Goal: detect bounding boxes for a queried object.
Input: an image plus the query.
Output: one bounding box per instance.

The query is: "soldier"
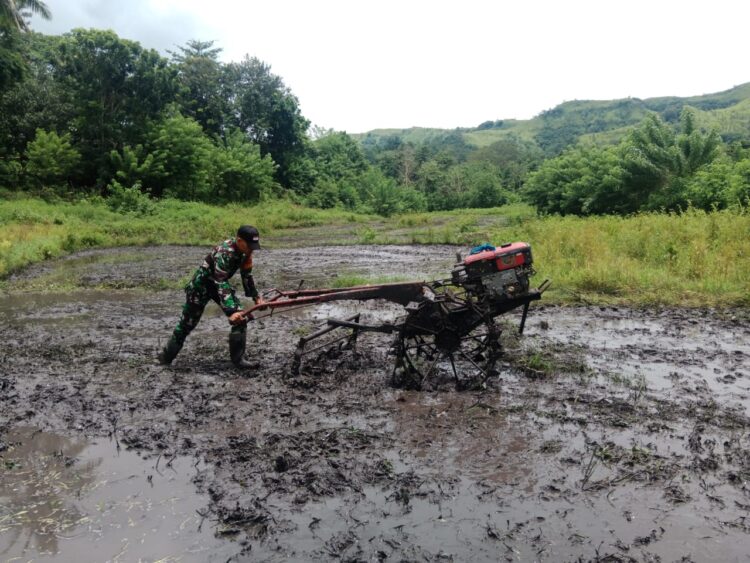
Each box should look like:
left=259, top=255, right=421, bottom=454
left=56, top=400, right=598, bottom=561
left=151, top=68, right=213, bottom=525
left=158, top=225, right=264, bottom=368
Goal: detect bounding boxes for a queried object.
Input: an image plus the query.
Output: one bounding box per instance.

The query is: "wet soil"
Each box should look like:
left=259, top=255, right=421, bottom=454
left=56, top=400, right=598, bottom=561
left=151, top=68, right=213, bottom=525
left=1, top=245, right=750, bottom=561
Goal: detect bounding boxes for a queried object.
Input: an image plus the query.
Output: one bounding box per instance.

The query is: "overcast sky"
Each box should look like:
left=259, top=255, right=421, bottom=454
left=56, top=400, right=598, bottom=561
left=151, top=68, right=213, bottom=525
left=33, top=0, right=750, bottom=134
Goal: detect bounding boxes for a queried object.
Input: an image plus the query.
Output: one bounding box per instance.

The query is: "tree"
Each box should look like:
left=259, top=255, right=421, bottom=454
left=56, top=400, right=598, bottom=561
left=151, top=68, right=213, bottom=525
left=685, top=156, right=750, bottom=209
left=463, top=162, right=508, bottom=208
left=223, top=56, right=309, bottom=187
left=171, top=40, right=227, bottom=138
left=365, top=169, right=400, bottom=216
left=303, top=132, right=377, bottom=210
left=622, top=109, right=719, bottom=210
left=397, top=143, right=417, bottom=186
left=524, top=146, right=624, bottom=215
left=0, top=33, right=70, bottom=157
left=170, top=39, right=222, bottom=62
left=109, top=144, right=155, bottom=188
left=415, top=159, right=446, bottom=198
left=312, top=132, right=368, bottom=183
left=469, top=137, right=543, bottom=190
left=305, top=179, right=341, bottom=209
left=212, top=129, right=277, bottom=202
left=427, top=165, right=471, bottom=211
left=24, top=128, right=80, bottom=190
left=0, top=0, right=51, bottom=91
left=0, top=27, right=24, bottom=92
left=146, top=113, right=214, bottom=200
left=54, top=29, right=178, bottom=187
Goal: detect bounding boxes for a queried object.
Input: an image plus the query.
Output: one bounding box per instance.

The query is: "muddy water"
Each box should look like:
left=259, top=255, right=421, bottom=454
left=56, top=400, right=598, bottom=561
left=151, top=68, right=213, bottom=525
left=2, top=245, right=750, bottom=561
left=525, top=306, right=750, bottom=398
left=0, top=427, right=238, bottom=562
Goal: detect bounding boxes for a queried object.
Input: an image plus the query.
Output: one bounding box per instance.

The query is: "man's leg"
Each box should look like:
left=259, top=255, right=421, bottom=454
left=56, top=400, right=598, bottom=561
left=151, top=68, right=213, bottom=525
left=228, top=324, right=253, bottom=369
left=207, top=281, right=253, bottom=368
left=159, top=283, right=209, bottom=365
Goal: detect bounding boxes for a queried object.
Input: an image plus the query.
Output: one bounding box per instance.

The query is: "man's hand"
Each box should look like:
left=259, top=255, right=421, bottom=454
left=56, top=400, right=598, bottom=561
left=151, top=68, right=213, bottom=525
left=229, top=311, right=246, bottom=326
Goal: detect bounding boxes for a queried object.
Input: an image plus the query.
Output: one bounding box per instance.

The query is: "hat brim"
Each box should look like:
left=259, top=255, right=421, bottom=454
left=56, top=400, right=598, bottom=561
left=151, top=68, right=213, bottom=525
left=248, top=241, right=261, bottom=250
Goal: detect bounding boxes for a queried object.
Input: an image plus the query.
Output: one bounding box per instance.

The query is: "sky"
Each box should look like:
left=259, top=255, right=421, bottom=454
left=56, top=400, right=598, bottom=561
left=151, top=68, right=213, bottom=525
left=32, top=0, right=750, bottom=134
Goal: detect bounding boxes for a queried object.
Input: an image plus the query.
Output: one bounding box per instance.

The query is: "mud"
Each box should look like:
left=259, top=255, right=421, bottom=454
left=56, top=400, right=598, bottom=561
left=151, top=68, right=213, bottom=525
left=1, top=245, right=750, bottom=561
left=0, top=426, right=236, bottom=561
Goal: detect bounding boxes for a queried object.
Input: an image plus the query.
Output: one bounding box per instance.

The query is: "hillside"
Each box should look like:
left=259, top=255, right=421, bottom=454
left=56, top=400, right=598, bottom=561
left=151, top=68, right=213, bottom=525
left=356, top=82, right=750, bottom=155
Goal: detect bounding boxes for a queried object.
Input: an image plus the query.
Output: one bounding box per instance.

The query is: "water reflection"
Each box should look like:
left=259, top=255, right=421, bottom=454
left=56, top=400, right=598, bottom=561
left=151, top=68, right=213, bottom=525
left=0, top=427, right=95, bottom=557
left=0, top=427, right=238, bottom=562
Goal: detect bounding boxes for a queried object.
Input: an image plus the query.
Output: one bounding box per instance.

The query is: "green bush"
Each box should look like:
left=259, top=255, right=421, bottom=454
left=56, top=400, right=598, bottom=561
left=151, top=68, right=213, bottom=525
left=212, top=130, right=278, bottom=203
left=0, top=157, right=22, bottom=189
left=147, top=114, right=213, bottom=200
left=305, top=179, right=341, bottom=209
left=106, top=181, right=156, bottom=215
left=366, top=171, right=400, bottom=217
left=24, top=129, right=81, bottom=191
left=685, top=156, right=750, bottom=209
left=109, top=145, right=155, bottom=188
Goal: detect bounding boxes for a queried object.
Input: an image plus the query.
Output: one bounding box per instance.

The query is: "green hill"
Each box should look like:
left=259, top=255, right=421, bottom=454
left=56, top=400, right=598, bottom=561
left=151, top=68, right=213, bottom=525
left=355, top=82, right=750, bottom=155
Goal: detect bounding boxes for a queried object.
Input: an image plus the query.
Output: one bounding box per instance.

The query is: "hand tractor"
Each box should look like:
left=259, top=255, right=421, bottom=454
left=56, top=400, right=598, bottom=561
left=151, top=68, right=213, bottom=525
left=239, top=242, right=550, bottom=389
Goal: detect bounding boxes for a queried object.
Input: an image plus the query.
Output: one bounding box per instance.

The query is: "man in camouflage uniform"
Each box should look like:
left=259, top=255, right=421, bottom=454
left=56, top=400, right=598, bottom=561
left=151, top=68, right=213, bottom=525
left=158, top=225, right=264, bottom=368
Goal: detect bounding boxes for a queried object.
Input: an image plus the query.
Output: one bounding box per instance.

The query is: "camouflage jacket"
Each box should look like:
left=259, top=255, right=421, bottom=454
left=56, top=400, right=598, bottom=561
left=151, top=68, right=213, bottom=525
left=191, top=238, right=259, bottom=310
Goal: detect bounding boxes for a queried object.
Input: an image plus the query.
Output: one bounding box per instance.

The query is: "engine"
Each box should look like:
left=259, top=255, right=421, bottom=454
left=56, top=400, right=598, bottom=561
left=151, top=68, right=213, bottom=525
left=452, top=242, right=535, bottom=299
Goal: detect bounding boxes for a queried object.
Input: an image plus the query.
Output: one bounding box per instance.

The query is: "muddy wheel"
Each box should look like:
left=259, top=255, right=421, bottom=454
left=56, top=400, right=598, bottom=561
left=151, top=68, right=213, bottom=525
left=392, top=318, right=502, bottom=390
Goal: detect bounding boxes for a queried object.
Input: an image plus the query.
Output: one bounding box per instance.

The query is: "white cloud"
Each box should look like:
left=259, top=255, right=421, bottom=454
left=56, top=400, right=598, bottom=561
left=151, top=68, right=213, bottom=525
left=31, top=0, right=750, bottom=132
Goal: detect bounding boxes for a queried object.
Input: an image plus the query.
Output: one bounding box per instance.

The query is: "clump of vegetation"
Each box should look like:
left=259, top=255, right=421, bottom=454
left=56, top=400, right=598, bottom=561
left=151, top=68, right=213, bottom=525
left=501, top=335, right=591, bottom=379
left=106, top=181, right=155, bottom=215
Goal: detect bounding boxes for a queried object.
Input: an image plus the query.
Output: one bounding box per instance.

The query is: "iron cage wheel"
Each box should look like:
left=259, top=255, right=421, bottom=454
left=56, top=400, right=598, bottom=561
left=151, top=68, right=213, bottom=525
left=391, top=316, right=502, bottom=390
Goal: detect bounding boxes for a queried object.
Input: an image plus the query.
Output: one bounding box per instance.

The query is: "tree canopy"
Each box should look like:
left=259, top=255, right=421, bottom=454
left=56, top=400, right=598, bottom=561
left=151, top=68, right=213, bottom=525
left=0, top=23, right=748, bottom=217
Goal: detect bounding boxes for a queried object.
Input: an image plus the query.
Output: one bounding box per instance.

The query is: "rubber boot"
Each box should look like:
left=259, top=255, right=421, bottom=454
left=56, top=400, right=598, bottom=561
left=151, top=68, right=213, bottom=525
left=158, top=335, right=183, bottom=365
left=229, top=331, right=253, bottom=369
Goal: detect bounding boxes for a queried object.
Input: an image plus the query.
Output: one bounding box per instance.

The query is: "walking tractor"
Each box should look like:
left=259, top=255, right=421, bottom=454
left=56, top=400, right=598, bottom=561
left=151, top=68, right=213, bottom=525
left=239, top=242, right=550, bottom=389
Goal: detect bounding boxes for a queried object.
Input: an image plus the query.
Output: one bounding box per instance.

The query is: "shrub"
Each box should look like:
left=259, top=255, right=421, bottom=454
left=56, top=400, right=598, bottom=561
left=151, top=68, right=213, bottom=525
left=305, top=179, right=341, bottom=209
left=212, top=130, right=277, bottom=203
left=106, top=181, right=156, bottom=215
left=147, top=114, right=213, bottom=200
left=109, top=145, right=155, bottom=188
left=0, top=158, right=22, bottom=190
left=24, top=129, right=81, bottom=191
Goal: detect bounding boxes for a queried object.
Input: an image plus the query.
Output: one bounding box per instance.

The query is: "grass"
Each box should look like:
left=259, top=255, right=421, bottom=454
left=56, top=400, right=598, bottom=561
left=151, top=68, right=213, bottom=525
left=518, top=209, right=750, bottom=307
left=2, top=196, right=748, bottom=308
left=331, top=274, right=414, bottom=288
left=373, top=205, right=750, bottom=308
left=0, top=196, right=371, bottom=278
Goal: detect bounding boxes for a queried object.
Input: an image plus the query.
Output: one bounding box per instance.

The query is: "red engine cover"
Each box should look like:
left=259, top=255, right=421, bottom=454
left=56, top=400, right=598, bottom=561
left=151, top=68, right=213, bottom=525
left=464, top=242, right=531, bottom=272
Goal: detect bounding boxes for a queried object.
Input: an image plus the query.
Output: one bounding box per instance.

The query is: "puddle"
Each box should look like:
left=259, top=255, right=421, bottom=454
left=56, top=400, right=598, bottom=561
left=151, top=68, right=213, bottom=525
left=525, top=307, right=750, bottom=401
left=0, top=427, right=239, bottom=562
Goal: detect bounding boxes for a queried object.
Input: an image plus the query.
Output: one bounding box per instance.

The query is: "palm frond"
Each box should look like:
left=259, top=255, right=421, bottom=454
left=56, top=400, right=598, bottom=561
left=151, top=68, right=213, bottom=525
left=1, top=0, right=50, bottom=31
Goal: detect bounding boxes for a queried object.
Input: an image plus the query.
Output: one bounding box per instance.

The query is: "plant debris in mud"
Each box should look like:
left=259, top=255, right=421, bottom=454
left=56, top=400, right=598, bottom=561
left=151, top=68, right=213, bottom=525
left=2, top=249, right=750, bottom=561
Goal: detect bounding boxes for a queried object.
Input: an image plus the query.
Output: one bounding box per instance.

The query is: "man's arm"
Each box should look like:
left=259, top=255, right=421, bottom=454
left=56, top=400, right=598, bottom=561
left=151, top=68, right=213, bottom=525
left=228, top=257, right=261, bottom=325
left=240, top=255, right=261, bottom=302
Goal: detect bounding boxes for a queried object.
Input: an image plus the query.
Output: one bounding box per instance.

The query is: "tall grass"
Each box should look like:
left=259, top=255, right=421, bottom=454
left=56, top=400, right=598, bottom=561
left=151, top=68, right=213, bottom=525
left=348, top=204, right=750, bottom=307
left=2, top=197, right=748, bottom=307
left=483, top=209, right=750, bottom=307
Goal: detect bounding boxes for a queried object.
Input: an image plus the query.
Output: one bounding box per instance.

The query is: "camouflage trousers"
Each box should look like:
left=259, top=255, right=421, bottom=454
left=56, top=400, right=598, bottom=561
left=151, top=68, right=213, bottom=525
left=171, top=269, right=245, bottom=346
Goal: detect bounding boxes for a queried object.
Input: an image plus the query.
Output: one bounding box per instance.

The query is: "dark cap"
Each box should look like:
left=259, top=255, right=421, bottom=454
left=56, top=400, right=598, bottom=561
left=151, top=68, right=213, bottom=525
left=237, top=225, right=261, bottom=250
